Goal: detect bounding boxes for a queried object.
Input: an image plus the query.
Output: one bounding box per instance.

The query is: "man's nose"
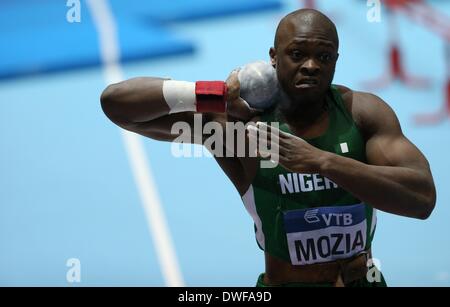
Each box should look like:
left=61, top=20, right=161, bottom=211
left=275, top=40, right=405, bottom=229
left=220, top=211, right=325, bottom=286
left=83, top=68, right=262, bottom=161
left=300, top=58, right=320, bottom=76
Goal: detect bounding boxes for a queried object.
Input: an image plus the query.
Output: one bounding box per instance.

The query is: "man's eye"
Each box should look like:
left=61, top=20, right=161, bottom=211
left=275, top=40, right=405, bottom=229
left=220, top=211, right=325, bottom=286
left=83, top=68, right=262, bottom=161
left=291, top=50, right=303, bottom=59
left=319, top=53, right=332, bottom=62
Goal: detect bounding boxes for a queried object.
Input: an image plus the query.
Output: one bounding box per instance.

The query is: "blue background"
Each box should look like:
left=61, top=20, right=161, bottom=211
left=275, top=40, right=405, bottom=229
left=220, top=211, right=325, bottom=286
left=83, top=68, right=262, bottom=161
left=0, top=0, right=449, bottom=286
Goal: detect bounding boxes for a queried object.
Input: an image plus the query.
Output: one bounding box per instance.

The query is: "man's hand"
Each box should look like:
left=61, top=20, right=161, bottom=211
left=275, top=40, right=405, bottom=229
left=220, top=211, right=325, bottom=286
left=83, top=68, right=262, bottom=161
left=247, top=122, right=327, bottom=173
left=226, top=70, right=262, bottom=121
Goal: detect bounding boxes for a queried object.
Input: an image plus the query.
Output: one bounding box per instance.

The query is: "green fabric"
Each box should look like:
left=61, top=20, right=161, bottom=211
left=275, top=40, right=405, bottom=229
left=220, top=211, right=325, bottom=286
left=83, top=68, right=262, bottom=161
left=255, top=267, right=387, bottom=287
left=248, top=85, right=376, bottom=262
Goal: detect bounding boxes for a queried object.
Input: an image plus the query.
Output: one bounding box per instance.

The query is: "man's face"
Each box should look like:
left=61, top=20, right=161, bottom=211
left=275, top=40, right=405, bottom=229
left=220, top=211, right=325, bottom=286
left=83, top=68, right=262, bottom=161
left=270, top=18, right=338, bottom=105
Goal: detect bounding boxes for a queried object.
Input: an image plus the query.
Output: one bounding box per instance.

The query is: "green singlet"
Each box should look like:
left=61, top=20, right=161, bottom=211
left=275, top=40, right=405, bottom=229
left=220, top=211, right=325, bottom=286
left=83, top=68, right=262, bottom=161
left=241, top=85, right=386, bottom=287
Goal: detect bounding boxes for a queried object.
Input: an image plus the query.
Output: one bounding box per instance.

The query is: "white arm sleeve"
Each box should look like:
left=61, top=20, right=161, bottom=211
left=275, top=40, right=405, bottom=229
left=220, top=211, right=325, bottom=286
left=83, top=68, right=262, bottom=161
left=162, top=80, right=197, bottom=114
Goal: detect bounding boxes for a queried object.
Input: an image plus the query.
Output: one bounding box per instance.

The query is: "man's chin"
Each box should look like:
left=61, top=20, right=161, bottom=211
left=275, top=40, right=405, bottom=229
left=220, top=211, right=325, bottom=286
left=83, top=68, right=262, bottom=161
left=278, top=86, right=324, bottom=109
left=290, top=90, right=320, bottom=104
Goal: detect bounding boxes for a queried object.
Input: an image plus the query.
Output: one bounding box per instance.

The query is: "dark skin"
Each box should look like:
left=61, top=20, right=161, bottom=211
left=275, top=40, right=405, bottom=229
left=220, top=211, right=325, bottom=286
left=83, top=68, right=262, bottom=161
left=101, top=9, right=436, bottom=285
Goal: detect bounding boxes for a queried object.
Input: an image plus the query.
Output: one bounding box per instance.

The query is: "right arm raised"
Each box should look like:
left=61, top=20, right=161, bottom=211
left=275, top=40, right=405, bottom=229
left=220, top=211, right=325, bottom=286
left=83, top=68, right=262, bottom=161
left=101, top=77, right=171, bottom=124
left=100, top=74, right=262, bottom=195
left=100, top=74, right=260, bottom=142
left=100, top=77, right=205, bottom=142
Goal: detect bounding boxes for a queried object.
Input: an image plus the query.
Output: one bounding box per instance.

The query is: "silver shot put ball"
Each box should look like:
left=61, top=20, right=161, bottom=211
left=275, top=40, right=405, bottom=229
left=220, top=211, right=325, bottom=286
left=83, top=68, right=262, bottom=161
left=238, top=61, right=279, bottom=109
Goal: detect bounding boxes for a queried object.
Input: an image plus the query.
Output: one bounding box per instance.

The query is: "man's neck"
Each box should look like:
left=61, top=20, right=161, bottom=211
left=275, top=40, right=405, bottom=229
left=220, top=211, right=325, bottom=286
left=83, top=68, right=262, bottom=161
left=278, top=94, right=328, bottom=130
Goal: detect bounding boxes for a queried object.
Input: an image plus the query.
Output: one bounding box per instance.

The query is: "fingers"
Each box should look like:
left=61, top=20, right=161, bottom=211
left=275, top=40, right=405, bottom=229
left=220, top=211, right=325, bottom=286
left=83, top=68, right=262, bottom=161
left=252, top=122, right=279, bottom=144
left=246, top=120, right=305, bottom=158
left=227, top=97, right=263, bottom=121
left=246, top=123, right=281, bottom=159
left=226, top=70, right=241, bottom=102
left=246, top=121, right=314, bottom=172
left=246, top=124, right=259, bottom=156
left=247, top=122, right=284, bottom=152
left=241, top=98, right=264, bottom=118
left=254, top=121, right=290, bottom=140
left=226, top=68, right=241, bottom=86
left=231, top=67, right=241, bottom=74
left=226, top=69, right=239, bottom=80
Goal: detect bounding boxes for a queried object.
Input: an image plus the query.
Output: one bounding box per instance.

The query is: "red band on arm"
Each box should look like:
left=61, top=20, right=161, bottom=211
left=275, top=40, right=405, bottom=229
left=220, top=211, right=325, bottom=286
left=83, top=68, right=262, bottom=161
left=195, top=81, right=227, bottom=113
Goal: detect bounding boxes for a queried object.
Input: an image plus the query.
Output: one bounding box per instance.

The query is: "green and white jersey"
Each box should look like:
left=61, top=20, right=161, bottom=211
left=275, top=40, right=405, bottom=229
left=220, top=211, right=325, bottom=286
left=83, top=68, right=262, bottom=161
left=241, top=85, right=377, bottom=265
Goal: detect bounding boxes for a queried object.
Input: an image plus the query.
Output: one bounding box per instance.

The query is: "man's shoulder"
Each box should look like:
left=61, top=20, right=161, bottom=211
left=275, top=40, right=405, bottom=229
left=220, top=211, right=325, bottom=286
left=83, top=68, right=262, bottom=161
left=334, top=84, right=380, bottom=107
left=333, top=85, right=396, bottom=136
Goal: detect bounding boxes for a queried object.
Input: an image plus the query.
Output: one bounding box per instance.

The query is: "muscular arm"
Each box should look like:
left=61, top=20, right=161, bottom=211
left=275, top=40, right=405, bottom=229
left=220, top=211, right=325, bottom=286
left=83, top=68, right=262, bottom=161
left=320, top=92, right=436, bottom=219
left=100, top=75, right=260, bottom=195
left=255, top=90, right=436, bottom=219
left=100, top=77, right=202, bottom=142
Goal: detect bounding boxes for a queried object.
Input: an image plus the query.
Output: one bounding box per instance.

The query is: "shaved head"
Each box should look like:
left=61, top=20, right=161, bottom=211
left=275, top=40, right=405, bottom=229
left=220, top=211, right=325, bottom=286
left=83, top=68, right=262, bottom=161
left=269, top=8, right=340, bottom=114
left=274, top=9, right=339, bottom=50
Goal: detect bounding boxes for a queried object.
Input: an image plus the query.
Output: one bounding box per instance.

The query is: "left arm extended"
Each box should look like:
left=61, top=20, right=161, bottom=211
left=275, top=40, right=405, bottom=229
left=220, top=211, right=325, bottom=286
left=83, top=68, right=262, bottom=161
left=250, top=93, right=436, bottom=219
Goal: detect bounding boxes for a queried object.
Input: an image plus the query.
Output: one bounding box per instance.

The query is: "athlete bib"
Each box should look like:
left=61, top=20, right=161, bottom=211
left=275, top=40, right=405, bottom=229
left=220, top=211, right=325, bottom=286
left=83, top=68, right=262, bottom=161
left=283, top=204, right=367, bottom=265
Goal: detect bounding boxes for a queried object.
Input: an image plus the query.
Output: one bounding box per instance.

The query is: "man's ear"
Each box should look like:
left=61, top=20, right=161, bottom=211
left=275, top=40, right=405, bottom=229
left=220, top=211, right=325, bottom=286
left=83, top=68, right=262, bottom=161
left=269, top=47, right=276, bottom=68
